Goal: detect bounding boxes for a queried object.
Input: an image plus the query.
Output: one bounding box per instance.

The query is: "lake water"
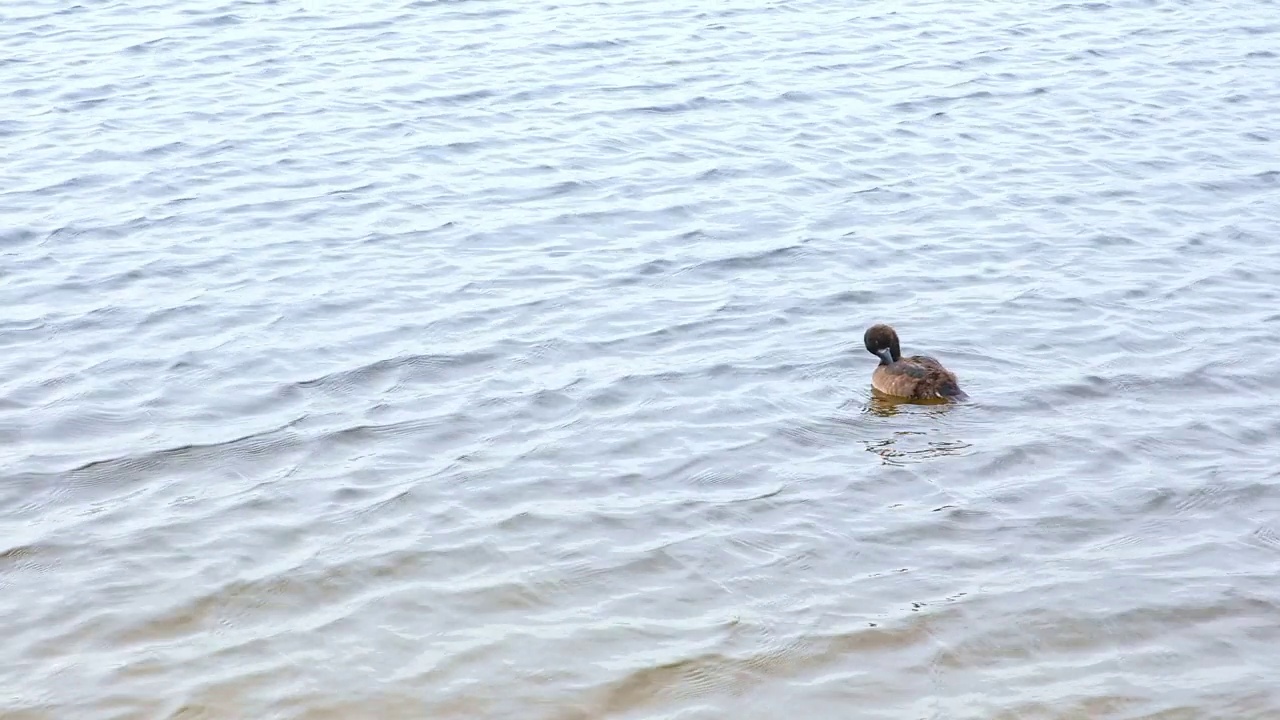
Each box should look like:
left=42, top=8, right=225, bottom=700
left=4, top=0, right=1280, bottom=717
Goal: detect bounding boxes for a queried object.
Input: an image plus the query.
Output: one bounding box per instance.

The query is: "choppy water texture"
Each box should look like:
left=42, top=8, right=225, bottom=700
left=4, top=0, right=1280, bottom=717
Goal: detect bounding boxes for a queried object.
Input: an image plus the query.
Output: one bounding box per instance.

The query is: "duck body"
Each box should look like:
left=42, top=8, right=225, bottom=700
left=863, top=323, right=967, bottom=401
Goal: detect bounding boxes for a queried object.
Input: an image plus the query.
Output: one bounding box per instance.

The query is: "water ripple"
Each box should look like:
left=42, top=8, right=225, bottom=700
left=4, top=0, right=1280, bottom=717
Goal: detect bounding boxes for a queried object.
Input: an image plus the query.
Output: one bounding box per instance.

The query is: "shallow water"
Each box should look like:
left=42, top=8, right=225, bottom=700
left=4, top=0, right=1280, bottom=717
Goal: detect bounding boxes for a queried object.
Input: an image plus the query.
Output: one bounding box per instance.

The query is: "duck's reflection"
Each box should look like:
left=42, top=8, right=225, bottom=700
left=858, top=389, right=972, bottom=465
left=865, top=388, right=953, bottom=417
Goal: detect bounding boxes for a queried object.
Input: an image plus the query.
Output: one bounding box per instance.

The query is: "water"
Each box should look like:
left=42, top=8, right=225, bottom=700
left=4, top=0, right=1280, bottom=717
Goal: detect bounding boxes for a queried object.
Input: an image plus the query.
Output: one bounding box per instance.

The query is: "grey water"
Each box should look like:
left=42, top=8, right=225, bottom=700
left=3, top=0, right=1280, bottom=717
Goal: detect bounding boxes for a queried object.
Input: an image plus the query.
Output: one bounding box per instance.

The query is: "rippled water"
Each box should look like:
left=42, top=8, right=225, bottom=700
left=4, top=0, right=1280, bottom=717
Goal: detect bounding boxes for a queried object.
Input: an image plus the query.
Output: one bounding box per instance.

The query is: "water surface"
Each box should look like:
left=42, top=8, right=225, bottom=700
left=3, top=0, right=1280, bottom=717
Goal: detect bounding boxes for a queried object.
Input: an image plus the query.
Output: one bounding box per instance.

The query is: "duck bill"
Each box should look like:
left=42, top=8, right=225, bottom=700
left=875, top=348, right=894, bottom=365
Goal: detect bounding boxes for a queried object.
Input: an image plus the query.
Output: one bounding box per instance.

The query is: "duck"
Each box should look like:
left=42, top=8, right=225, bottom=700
left=863, top=323, right=967, bottom=401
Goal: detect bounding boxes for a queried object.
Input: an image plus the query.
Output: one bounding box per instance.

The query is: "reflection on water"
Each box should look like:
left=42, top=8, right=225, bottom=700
left=868, top=407, right=971, bottom=464
left=4, top=0, right=1280, bottom=716
left=865, top=392, right=957, bottom=414
left=864, top=433, right=974, bottom=467
left=861, top=392, right=973, bottom=465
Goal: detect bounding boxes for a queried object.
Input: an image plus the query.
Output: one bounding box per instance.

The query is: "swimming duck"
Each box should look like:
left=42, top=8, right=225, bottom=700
left=863, top=323, right=967, bottom=401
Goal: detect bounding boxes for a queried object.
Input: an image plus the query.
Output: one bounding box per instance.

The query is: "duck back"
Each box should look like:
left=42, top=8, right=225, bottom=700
left=872, top=355, right=967, bottom=400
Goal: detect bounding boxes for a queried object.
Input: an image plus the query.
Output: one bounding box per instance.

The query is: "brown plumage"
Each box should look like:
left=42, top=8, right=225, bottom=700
left=863, top=323, right=967, bottom=401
